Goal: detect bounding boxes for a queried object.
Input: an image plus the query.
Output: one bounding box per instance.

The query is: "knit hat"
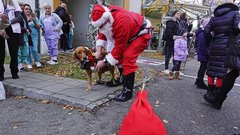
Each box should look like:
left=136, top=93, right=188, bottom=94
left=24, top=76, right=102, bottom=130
left=200, top=18, right=210, bottom=28
left=91, top=4, right=114, bottom=27
left=177, top=28, right=188, bottom=36
left=171, top=10, right=179, bottom=17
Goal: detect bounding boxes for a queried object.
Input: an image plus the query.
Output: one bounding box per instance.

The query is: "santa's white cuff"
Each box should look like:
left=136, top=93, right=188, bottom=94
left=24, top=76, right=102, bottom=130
left=238, top=23, right=240, bottom=30
left=96, top=39, right=107, bottom=47
left=106, top=53, right=118, bottom=66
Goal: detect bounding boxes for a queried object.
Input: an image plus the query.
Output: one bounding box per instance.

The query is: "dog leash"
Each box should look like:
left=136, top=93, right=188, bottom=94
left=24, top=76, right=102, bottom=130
left=141, top=27, right=154, bottom=92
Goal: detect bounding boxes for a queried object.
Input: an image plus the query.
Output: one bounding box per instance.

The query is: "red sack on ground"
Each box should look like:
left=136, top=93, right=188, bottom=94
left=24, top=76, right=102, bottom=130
left=119, top=90, right=168, bottom=135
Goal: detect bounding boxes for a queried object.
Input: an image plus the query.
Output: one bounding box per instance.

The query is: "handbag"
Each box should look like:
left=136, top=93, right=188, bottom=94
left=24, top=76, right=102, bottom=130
left=224, top=34, right=240, bottom=70
left=0, top=29, right=9, bottom=39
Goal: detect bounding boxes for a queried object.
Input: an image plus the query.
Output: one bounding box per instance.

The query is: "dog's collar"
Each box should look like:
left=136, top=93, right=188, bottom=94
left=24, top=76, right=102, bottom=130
left=78, top=52, right=97, bottom=70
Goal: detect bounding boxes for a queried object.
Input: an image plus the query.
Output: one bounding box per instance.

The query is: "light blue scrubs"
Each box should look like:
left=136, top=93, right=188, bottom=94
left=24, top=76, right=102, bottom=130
left=26, top=17, right=41, bottom=65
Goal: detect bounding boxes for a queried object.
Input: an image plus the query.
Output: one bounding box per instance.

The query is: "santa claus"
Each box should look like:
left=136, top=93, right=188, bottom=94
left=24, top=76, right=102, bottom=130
left=92, top=4, right=151, bottom=102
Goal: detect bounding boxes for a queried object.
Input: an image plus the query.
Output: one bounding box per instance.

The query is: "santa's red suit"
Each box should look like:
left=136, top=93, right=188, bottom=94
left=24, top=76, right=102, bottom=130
left=92, top=4, right=151, bottom=76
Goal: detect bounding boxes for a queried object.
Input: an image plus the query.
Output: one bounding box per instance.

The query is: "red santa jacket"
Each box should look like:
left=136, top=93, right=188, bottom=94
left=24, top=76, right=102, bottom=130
left=96, top=6, right=144, bottom=65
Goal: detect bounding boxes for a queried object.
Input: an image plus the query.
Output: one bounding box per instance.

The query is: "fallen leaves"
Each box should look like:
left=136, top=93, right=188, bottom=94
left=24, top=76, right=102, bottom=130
left=41, top=100, right=50, bottom=104
left=12, top=125, right=18, bottom=129
left=162, top=119, right=169, bottom=124
left=62, top=105, right=74, bottom=110
left=234, top=126, right=239, bottom=130
left=15, top=96, right=27, bottom=100
left=140, top=52, right=164, bottom=60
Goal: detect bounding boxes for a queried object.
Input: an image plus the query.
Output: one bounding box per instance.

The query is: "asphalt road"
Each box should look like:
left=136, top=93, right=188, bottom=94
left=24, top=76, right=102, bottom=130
left=0, top=58, right=239, bottom=135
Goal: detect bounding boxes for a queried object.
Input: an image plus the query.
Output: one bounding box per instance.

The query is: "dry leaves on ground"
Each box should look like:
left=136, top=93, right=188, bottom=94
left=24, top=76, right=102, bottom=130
left=30, top=53, right=159, bottom=84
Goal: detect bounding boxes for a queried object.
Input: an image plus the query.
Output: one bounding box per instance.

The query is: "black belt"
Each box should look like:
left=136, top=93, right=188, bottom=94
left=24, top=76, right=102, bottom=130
left=128, top=19, right=148, bottom=43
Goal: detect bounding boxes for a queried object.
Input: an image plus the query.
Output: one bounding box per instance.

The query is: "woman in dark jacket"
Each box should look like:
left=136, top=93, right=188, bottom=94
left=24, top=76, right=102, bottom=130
left=195, top=18, right=210, bottom=89
left=203, top=2, right=240, bottom=109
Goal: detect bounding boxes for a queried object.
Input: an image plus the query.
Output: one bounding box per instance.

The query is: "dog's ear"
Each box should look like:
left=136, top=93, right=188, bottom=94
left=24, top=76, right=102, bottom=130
left=84, top=47, right=92, bottom=55
left=72, top=49, right=78, bottom=61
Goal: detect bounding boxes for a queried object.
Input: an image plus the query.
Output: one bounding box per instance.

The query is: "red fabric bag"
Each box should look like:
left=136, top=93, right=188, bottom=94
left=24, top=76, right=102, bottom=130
left=119, top=90, right=168, bottom=135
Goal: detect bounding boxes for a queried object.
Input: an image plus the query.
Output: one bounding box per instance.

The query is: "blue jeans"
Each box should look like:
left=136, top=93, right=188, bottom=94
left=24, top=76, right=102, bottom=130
left=26, top=37, right=40, bottom=64
left=171, top=60, right=182, bottom=72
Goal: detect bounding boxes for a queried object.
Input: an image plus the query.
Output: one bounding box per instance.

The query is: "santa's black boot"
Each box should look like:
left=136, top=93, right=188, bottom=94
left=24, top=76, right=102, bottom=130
left=114, top=73, right=135, bottom=102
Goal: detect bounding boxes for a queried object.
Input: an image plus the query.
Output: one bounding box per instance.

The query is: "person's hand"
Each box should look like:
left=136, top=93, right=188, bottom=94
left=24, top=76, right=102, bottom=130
left=27, top=29, right=30, bottom=35
left=0, top=14, right=9, bottom=23
left=95, top=60, right=106, bottom=72
left=42, top=30, right=45, bottom=36
left=183, top=33, right=188, bottom=37
left=94, top=50, right=102, bottom=60
left=53, top=27, right=59, bottom=32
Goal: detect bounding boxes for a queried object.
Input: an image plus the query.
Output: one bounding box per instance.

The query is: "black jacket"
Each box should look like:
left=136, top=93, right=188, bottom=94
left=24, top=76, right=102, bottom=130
left=204, top=3, right=240, bottom=78
left=55, top=6, right=70, bottom=34
left=19, top=12, right=32, bottom=46
left=164, top=17, right=180, bottom=47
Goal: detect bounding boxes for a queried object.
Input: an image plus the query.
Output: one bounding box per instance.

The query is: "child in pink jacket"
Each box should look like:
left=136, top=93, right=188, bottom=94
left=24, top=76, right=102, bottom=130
left=169, top=28, right=188, bottom=80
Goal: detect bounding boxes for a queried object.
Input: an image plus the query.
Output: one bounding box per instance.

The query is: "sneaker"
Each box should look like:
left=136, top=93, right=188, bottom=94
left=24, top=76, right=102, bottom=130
left=18, top=63, right=23, bottom=71
left=49, top=60, right=58, bottom=65
left=163, top=69, right=170, bottom=74
left=47, top=60, right=52, bottom=64
left=27, top=65, right=33, bottom=69
left=20, top=67, right=28, bottom=72
left=35, top=62, right=42, bottom=68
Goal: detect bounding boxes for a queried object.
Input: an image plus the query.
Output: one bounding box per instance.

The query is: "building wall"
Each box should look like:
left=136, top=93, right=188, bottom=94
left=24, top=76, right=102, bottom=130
left=61, top=0, right=90, bottom=46
left=129, top=0, right=142, bottom=14
left=14, top=0, right=142, bottom=53
left=105, top=0, right=124, bottom=6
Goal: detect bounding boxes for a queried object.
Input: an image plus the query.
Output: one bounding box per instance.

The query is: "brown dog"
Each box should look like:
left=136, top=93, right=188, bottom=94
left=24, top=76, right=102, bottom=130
left=73, top=46, right=116, bottom=91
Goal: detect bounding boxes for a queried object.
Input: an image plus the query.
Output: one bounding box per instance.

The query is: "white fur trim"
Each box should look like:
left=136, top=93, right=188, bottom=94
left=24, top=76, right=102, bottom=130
left=96, top=39, right=107, bottom=47
left=238, top=23, right=240, bottom=30
left=91, top=11, right=114, bottom=28
left=106, top=53, right=118, bottom=66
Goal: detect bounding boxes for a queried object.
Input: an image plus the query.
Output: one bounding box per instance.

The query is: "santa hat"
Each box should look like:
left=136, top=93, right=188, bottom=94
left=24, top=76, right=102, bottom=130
left=91, top=4, right=114, bottom=27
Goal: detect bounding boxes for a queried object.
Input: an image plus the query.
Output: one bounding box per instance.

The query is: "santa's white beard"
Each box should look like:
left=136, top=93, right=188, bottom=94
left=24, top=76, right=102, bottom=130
left=99, top=23, right=115, bottom=52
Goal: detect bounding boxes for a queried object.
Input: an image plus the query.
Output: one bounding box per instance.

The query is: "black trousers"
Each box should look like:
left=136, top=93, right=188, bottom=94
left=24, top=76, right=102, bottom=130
left=60, top=33, right=69, bottom=51
left=197, top=61, right=208, bottom=81
left=0, top=27, right=19, bottom=76
left=164, top=45, right=174, bottom=70
left=220, top=69, right=239, bottom=96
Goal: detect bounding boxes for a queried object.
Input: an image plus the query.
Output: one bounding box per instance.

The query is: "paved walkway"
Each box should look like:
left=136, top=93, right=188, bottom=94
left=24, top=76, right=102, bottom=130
left=2, top=65, right=122, bottom=111
left=1, top=56, right=165, bottom=111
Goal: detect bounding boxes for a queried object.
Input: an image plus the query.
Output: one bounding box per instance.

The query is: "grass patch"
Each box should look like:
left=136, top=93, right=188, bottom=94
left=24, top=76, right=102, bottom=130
left=140, top=52, right=164, bottom=60
left=30, top=53, right=159, bottom=84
